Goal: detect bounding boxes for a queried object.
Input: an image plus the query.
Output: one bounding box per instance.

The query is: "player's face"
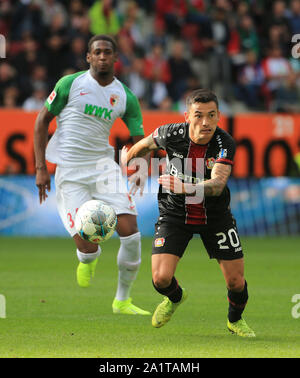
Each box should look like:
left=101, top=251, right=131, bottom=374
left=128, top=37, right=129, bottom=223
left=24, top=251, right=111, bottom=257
left=87, top=40, right=117, bottom=76
left=185, top=101, right=220, bottom=144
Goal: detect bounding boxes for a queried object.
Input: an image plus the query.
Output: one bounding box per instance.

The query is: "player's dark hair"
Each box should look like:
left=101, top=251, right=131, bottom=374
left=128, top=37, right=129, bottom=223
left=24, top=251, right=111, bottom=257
left=87, top=34, right=118, bottom=53
left=186, top=89, right=219, bottom=110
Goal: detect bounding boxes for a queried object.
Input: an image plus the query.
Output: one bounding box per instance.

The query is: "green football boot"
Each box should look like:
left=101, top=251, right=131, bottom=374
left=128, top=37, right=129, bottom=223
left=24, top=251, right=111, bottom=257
left=227, top=318, right=256, bottom=337
left=152, top=288, right=187, bottom=328
left=112, top=297, right=151, bottom=315
left=76, top=258, right=98, bottom=288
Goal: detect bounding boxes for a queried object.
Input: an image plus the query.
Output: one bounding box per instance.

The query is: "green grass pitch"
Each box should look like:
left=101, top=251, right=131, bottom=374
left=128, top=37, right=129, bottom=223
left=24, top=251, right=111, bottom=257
left=0, top=236, right=299, bottom=358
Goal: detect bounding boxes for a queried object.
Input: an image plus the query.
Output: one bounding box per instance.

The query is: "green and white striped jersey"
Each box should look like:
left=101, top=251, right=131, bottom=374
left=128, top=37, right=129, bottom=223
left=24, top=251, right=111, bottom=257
left=45, top=70, right=144, bottom=166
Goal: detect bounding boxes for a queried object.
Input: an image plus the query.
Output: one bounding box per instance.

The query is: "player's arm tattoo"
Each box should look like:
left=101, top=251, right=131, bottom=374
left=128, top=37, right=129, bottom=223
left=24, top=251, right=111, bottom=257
left=203, top=163, right=232, bottom=196
left=126, top=134, right=158, bottom=163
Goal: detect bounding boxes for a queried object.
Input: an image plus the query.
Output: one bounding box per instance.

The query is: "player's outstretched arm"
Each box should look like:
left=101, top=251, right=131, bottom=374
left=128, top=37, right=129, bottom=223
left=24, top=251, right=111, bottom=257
left=34, top=106, right=55, bottom=204
left=121, top=134, right=158, bottom=167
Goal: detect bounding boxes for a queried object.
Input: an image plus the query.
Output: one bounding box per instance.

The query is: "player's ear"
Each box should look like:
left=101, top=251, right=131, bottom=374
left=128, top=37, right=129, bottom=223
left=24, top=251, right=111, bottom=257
left=184, top=111, right=190, bottom=123
left=86, top=52, right=91, bottom=64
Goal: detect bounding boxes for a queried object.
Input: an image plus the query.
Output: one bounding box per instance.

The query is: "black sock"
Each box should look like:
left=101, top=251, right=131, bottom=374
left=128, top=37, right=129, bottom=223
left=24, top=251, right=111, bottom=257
left=152, top=277, right=183, bottom=303
left=227, top=280, right=248, bottom=323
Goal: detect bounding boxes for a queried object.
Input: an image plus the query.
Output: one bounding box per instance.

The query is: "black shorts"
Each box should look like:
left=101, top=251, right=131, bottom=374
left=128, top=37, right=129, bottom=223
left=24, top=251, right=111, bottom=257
left=152, top=216, right=243, bottom=260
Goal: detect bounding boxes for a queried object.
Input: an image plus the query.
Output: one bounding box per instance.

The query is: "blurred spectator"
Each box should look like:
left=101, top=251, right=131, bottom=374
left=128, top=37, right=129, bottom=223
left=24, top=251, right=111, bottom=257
left=126, top=57, right=149, bottom=106
left=2, top=85, right=19, bottom=108
left=206, top=6, right=232, bottom=101
left=68, top=0, right=87, bottom=15
left=235, top=1, right=250, bottom=19
left=235, top=49, right=265, bottom=109
left=36, top=0, right=68, bottom=29
left=0, top=0, right=299, bottom=113
left=12, top=37, right=46, bottom=80
left=287, top=0, right=300, bottom=34
left=289, top=47, right=300, bottom=85
left=118, top=1, right=145, bottom=54
left=135, top=0, right=156, bottom=15
left=45, top=34, right=69, bottom=87
left=213, top=0, right=232, bottom=12
left=263, top=0, right=291, bottom=51
left=22, top=82, right=47, bottom=111
left=149, top=82, right=169, bottom=109
left=69, top=12, right=93, bottom=44
left=262, top=46, right=293, bottom=92
left=158, top=96, right=173, bottom=111
left=146, top=18, right=169, bottom=51
left=227, top=15, right=246, bottom=83
left=272, top=73, right=300, bottom=113
left=227, top=16, right=241, bottom=60
left=10, top=0, right=44, bottom=42
left=172, top=76, right=202, bottom=113
left=184, top=0, right=210, bottom=35
left=155, top=0, right=188, bottom=37
left=264, top=24, right=290, bottom=57
left=143, top=43, right=171, bottom=85
left=238, top=14, right=260, bottom=57
left=67, top=36, right=89, bottom=71
left=0, top=0, right=13, bottom=37
left=143, top=43, right=171, bottom=108
left=28, top=64, right=49, bottom=92
left=167, top=40, right=195, bottom=102
left=17, top=63, right=48, bottom=105
left=0, top=62, right=18, bottom=105
left=114, top=34, right=136, bottom=81
left=88, top=0, right=121, bottom=36
left=43, top=11, right=68, bottom=42
left=261, top=46, right=293, bottom=109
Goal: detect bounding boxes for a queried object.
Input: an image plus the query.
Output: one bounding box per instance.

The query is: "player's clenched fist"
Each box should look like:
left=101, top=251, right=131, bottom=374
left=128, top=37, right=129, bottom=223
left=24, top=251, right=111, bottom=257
left=158, top=175, right=196, bottom=195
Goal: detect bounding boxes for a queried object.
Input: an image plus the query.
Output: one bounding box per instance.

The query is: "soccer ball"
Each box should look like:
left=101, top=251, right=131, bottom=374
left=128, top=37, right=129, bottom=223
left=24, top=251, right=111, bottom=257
left=75, top=200, right=117, bottom=244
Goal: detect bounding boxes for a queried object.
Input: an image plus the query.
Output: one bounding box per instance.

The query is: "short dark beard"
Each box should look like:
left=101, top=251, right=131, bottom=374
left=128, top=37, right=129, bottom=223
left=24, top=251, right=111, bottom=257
left=90, top=66, right=114, bottom=85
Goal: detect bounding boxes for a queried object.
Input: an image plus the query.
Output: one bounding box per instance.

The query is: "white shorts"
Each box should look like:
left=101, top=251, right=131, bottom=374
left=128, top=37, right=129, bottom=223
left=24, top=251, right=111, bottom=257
left=55, top=158, right=137, bottom=237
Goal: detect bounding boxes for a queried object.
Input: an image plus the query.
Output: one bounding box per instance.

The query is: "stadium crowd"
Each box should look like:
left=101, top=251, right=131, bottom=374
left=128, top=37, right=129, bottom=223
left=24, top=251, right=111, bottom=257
left=1, top=0, right=300, bottom=114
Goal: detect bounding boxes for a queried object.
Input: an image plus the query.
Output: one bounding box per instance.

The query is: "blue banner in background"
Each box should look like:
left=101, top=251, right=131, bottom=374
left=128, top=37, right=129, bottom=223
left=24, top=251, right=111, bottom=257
left=0, top=176, right=67, bottom=236
left=0, top=176, right=299, bottom=237
left=229, top=178, right=300, bottom=236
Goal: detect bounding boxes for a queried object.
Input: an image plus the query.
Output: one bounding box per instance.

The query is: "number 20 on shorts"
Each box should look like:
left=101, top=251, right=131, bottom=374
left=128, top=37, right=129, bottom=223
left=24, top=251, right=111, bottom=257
left=216, top=228, right=241, bottom=250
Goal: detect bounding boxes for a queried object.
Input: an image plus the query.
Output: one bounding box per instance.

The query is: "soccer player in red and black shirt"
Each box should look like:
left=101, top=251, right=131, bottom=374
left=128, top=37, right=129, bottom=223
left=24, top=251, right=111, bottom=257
left=122, top=89, right=255, bottom=337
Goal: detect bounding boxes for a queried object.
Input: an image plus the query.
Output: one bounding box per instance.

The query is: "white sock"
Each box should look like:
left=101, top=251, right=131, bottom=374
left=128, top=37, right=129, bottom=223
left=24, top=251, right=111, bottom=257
left=115, top=232, right=141, bottom=301
left=76, top=246, right=101, bottom=264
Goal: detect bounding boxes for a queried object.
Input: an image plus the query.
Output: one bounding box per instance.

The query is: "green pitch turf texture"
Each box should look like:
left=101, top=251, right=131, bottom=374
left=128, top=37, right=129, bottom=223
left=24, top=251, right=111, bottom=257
left=0, top=236, right=299, bottom=358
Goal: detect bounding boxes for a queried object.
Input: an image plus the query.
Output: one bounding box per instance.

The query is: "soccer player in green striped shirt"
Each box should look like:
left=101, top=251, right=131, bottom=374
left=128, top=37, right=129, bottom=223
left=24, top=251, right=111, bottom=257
left=34, top=34, right=150, bottom=315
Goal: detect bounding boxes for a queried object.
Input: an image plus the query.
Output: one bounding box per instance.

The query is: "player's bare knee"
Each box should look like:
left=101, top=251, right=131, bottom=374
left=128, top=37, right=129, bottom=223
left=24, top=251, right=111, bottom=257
left=117, top=214, right=138, bottom=237
left=78, top=242, right=99, bottom=253
left=73, top=234, right=98, bottom=253
left=227, top=276, right=245, bottom=292
left=152, top=273, right=172, bottom=289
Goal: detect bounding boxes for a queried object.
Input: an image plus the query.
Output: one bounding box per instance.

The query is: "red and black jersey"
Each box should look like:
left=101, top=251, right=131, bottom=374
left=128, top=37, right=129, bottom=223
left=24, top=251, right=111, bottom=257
left=152, top=122, right=235, bottom=226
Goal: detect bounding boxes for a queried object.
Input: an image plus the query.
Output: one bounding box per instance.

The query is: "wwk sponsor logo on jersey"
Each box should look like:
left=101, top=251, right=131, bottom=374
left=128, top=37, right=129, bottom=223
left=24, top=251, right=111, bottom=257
left=84, top=103, right=113, bottom=120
